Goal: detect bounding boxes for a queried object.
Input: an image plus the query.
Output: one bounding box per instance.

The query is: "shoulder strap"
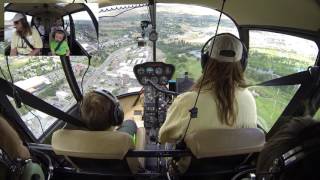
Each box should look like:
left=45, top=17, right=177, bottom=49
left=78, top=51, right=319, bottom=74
left=34, top=25, right=44, bottom=37
left=54, top=41, right=64, bottom=53
left=21, top=36, right=35, bottom=50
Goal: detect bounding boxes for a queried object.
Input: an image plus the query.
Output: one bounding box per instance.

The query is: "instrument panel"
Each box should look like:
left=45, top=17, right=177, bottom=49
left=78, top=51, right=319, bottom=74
left=133, top=62, right=175, bottom=142
left=134, top=62, right=175, bottom=86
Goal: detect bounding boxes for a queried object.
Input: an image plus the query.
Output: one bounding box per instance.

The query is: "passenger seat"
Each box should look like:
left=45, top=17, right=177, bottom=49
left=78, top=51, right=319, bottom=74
left=176, top=128, right=265, bottom=177
left=52, top=128, right=145, bottom=174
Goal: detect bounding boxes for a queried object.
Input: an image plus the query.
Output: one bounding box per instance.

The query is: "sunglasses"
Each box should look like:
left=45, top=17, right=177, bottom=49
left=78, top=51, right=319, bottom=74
left=14, top=21, right=20, bottom=25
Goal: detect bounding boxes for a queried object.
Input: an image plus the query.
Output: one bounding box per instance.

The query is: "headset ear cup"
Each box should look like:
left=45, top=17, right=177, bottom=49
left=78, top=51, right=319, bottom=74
left=240, top=44, right=248, bottom=71
left=118, top=105, right=124, bottom=125
left=112, top=104, right=124, bottom=126
left=201, top=52, right=209, bottom=70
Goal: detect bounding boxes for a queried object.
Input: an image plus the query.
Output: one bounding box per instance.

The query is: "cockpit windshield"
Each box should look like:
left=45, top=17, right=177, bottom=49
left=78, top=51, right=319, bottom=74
left=82, top=3, right=238, bottom=96
left=0, top=3, right=319, bottom=139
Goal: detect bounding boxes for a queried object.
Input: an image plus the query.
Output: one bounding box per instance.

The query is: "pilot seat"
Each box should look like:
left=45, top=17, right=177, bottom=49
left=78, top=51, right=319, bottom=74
left=174, top=128, right=265, bottom=179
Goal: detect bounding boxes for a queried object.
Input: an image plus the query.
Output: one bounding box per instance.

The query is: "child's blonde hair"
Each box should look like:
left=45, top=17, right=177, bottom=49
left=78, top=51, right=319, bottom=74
left=80, top=92, right=114, bottom=130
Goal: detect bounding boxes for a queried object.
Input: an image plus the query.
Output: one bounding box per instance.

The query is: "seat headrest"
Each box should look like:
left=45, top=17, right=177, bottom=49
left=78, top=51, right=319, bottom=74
left=52, top=129, right=134, bottom=159
left=185, top=128, right=265, bottom=159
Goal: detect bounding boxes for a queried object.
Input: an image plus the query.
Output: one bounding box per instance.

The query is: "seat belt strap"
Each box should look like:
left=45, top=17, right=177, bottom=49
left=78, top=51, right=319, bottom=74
left=21, top=36, right=35, bottom=50
left=252, top=66, right=319, bottom=87
left=54, top=41, right=64, bottom=53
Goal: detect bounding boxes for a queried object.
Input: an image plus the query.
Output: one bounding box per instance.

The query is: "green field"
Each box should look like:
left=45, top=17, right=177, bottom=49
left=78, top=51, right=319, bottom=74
left=315, top=110, right=320, bottom=120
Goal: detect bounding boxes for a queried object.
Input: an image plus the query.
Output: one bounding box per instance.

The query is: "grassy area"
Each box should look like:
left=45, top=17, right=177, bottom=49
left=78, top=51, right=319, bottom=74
left=252, top=48, right=315, bottom=63
left=250, top=86, right=295, bottom=130
left=165, top=53, right=201, bottom=79
left=315, top=110, right=320, bottom=120
left=38, top=79, right=65, bottom=99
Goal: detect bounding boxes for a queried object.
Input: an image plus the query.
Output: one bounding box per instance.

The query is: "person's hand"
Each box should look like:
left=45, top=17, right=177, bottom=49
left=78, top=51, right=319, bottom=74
left=29, top=49, right=40, bottom=56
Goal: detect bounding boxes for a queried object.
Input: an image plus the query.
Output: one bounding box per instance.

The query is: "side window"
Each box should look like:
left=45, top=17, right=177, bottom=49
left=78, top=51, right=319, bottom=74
left=315, top=109, right=320, bottom=120
left=0, top=57, right=77, bottom=138
left=246, top=30, right=318, bottom=130
left=4, top=12, right=17, bottom=44
left=26, top=15, right=32, bottom=24
left=63, top=15, right=71, bottom=35
left=69, top=56, right=101, bottom=93
left=0, top=42, right=3, bottom=54
left=71, top=9, right=98, bottom=54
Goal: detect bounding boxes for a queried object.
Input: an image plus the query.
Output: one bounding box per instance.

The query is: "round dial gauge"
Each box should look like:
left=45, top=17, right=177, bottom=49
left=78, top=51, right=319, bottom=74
left=141, top=76, right=148, bottom=84
left=151, top=76, right=159, bottom=84
left=155, top=67, right=163, bottom=75
left=146, top=67, right=154, bottom=75
left=137, top=67, right=145, bottom=75
left=149, top=30, right=158, bottom=41
left=160, top=76, right=168, bottom=85
left=165, top=67, right=172, bottom=75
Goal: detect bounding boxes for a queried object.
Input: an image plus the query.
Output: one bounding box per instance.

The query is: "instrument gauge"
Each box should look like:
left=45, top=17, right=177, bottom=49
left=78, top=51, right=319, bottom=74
left=155, top=67, right=163, bottom=75
left=137, top=67, right=145, bottom=75
left=160, top=76, right=168, bottom=85
left=165, top=67, right=172, bottom=75
left=151, top=76, right=159, bottom=84
left=146, top=67, right=154, bottom=75
left=141, top=76, right=148, bottom=84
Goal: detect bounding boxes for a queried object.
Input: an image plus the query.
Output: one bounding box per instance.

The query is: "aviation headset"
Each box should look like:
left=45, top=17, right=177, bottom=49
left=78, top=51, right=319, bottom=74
left=52, top=29, right=67, bottom=41
left=91, top=89, right=124, bottom=126
left=200, top=33, right=248, bottom=71
left=0, top=149, right=45, bottom=180
left=259, top=124, right=320, bottom=180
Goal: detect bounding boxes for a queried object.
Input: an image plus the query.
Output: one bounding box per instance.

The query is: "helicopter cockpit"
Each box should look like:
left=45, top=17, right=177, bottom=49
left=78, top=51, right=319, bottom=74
left=0, top=0, right=320, bottom=180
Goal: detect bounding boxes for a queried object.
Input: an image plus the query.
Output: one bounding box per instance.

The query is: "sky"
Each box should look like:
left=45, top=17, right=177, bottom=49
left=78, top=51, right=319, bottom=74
left=99, top=3, right=231, bottom=21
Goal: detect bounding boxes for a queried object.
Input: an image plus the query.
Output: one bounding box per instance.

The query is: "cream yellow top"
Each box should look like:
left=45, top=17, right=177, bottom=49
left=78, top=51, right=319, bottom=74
left=11, top=27, right=43, bottom=55
left=159, top=88, right=257, bottom=144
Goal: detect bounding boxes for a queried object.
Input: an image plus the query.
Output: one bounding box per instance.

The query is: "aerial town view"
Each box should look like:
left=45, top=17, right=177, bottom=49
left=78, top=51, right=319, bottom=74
left=0, top=56, right=82, bottom=137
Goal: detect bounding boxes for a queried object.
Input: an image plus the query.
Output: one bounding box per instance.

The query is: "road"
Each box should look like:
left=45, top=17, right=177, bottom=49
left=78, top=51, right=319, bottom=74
left=82, top=44, right=154, bottom=92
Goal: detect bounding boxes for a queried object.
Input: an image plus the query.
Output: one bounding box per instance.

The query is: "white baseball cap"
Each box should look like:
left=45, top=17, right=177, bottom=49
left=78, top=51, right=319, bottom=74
left=208, top=33, right=243, bottom=62
left=11, top=13, right=25, bottom=22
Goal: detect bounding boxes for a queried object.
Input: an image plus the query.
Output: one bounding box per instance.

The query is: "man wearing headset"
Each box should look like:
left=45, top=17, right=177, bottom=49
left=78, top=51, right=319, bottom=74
left=80, top=90, right=137, bottom=140
left=10, top=13, right=43, bottom=56
left=159, top=33, right=257, bottom=144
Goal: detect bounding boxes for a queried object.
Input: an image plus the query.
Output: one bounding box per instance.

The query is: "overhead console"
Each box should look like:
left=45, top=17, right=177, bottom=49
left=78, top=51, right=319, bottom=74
left=133, top=62, right=175, bottom=142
